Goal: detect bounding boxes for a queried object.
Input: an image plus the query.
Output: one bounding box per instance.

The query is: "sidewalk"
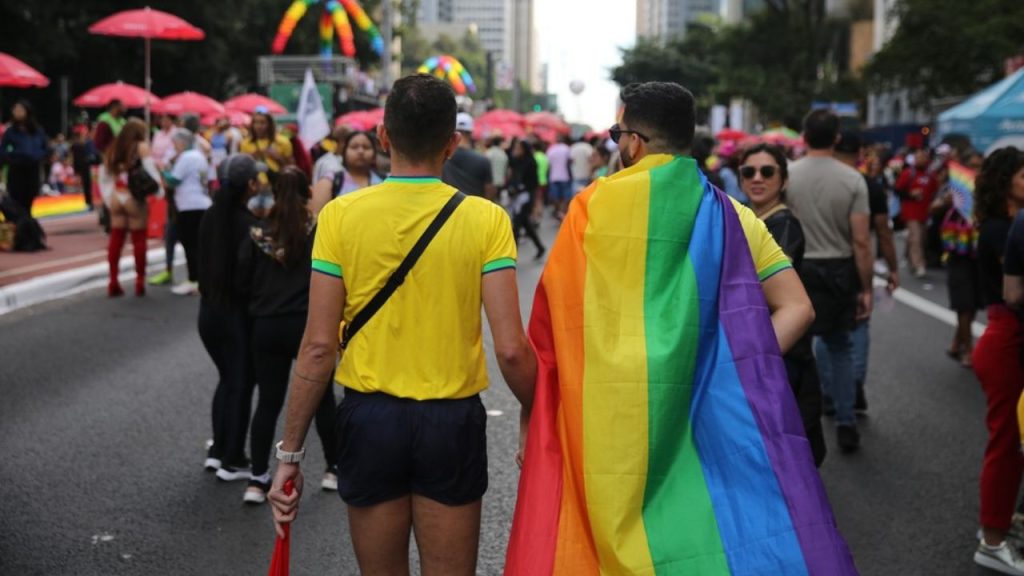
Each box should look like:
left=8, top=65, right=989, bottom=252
left=0, top=211, right=179, bottom=315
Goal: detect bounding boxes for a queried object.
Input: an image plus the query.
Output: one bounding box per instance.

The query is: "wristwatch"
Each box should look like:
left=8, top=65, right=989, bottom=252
left=275, top=441, right=306, bottom=463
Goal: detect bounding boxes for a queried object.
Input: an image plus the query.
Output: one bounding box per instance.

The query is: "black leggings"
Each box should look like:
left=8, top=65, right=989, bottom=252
left=176, top=209, right=204, bottom=282
left=514, top=199, right=544, bottom=255
left=250, top=313, right=336, bottom=477
left=198, top=301, right=255, bottom=468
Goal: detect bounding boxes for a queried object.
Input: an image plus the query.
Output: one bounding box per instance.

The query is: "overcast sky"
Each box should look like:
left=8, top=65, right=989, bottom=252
left=535, top=0, right=636, bottom=128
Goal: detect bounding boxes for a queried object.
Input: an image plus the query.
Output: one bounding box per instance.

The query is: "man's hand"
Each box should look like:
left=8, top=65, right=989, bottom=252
left=887, top=271, right=900, bottom=293
left=515, top=409, right=529, bottom=469
left=268, top=463, right=304, bottom=539
left=856, top=289, right=873, bottom=321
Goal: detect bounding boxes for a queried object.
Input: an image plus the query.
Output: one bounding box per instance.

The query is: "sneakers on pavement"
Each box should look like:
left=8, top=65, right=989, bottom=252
left=204, top=440, right=220, bottom=472
left=171, top=281, right=198, bottom=296
left=974, top=540, right=1024, bottom=575
left=243, top=474, right=272, bottom=505
left=836, top=425, right=860, bottom=453
left=148, top=270, right=172, bottom=286
left=322, top=466, right=339, bottom=491
left=216, top=464, right=252, bottom=482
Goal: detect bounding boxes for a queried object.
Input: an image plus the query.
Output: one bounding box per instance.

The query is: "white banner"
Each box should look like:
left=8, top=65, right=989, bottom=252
left=297, top=68, right=330, bottom=150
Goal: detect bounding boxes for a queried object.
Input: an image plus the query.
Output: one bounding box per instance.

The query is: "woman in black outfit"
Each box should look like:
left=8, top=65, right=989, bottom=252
left=739, top=143, right=826, bottom=467
left=197, top=154, right=261, bottom=481
left=236, top=166, right=338, bottom=504
left=0, top=100, right=49, bottom=214
left=507, top=139, right=546, bottom=259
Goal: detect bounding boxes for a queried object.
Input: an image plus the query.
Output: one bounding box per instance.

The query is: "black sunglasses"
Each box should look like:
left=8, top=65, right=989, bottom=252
left=609, top=123, right=650, bottom=144
left=739, top=165, right=778, bottom=180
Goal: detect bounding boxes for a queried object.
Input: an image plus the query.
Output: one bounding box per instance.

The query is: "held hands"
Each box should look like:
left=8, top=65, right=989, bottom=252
left=515, top=409, right=529, bottom=469
left=268, top=462, right=304, bottom=539
left=856, top=289, right=873, bottom=321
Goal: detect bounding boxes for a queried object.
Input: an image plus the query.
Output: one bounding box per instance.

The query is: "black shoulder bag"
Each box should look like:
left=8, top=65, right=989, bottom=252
left=340, top=191, right=466, bottom=350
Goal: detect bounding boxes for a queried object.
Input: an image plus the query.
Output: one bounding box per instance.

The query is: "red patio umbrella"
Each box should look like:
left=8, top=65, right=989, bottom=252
left=74, top=81, right=160, bottom=109
left=334, top=108, right=384, bottom=131
left=201, top=110, right=251, bottom=127
left=0, top=52, right=49, bottom=88
left=478, top=109, right=524, bottom=125
left=224, top=93, right=287, bottom=115
left=152, top=91, right=224, bottom=116
left=715, top=128, right=748, bottom=142
left=89, top=7, right=205, bottom=126
left=474, top=120, right=526, bottom=140
left=524, top=111, right=570, bottom=134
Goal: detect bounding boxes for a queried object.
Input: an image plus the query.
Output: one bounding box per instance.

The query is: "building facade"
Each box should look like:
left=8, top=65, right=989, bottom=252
left=637, top=0, right=721, bottom=42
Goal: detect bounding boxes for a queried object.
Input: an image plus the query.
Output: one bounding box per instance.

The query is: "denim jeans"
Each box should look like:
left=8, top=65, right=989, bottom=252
left=814, top=329, right=856, bottom=426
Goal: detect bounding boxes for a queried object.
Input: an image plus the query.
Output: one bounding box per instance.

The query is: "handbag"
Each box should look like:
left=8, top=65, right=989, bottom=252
left=127, top=159, right=160, bottom=202
left=340, top=190, right=466, bottom=350
left=940, top=207, right=977, bottom=258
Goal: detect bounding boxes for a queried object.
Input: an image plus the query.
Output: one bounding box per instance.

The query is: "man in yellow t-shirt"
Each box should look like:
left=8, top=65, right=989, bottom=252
left=269, top=75, right=537, bottom=575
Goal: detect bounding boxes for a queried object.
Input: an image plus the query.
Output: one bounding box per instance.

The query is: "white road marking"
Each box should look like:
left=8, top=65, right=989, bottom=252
left=875, top=277, right=987, bottom=339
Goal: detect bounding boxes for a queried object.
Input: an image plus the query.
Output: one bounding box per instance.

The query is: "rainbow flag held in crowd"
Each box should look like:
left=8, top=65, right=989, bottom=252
left=506, top=155, right=857, bottom=575
left=947, top=161, right=976, bottom=220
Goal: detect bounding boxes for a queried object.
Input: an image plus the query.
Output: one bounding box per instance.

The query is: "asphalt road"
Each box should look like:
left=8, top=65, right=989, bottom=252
left=0, top=219, right=1008, bottom=575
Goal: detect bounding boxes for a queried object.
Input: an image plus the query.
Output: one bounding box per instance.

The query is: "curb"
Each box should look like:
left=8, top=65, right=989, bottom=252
left=0, top=246, right=185, bottom=316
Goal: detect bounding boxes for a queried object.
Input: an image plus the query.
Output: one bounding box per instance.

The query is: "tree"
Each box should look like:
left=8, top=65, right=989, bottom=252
left=864, top=0, right=1024, bottom=106
left=611, top=27, right=720, bottom=113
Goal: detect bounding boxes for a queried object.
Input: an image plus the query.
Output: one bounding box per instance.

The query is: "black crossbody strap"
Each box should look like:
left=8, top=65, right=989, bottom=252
left=341, top=191, right=466, bottom=350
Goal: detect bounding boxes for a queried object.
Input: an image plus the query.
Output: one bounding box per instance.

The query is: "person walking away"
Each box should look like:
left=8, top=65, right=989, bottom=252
left=151, top=114, right=177, bottom=168
left=312, top=125, right=350, bottom=183
left=569, top=136, right=594, bottom=196
left=545, top=135, right=572, bottom=218
left=441, top=113, right=495, bottom=200
left=786, top=109, right=873, bottom=453
left=507, top=82, right=853, bottom=575
left=0, top=100, right=49, bottom=214
left=486, top=136, right=508, bottom=193
left=98, top=118, right=160, bottom=297
left=592, top=142, right=612, bottom=179
left=310, top=130, right=382, bottom=215
left=970, top=147, right=1024, bottom=574
left=532, top=139, right=549, bottom=217
left=269, top=75, right=536, bottom=575
left=831, top=130, right=900, bottom=414
left=507, top=139, right=545, bottom=260
left=936, top=150, right=984, bottom=368
left=163, top=129, right=211, bottom=296
left=92, top=99, right=125, bottom=155
left=241, top=111, right=293, bottom=184
left=895, top=148, right=938, bottom=278
left=197, top=154, right=263, bottom=481
left=739, top=142, right=826, bottom=466
left=236, top=166, right=338, bottom=504
left=70, top=125, right=99, bottom=211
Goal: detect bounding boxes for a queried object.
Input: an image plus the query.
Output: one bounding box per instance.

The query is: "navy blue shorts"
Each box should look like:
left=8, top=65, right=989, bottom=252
left=334, top=389, right=488, bottom=507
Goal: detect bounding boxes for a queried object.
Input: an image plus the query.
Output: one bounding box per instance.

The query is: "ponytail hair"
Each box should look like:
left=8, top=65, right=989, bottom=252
left=267, top=166, right=312, bottom=268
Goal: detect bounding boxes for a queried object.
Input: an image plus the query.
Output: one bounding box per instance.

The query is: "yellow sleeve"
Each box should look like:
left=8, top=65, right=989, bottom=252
left=312, top=200, right=344, bottom=278
left=239, top=139, right=255, bottom=155
left=733, top=199, right=792, bottom=281
left=277, top=135, right=293, bottom=158
left=1018, top=390, right=1024, bottom=447
left=481, top=203, right=518, bottom=274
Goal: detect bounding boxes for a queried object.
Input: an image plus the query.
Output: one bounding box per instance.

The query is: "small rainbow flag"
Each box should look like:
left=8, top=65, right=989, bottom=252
left=947, top=161, right=976, bottom=220
left=31, top=193, right=87, bottom=219
left=506, top=155, right=856, bottom=575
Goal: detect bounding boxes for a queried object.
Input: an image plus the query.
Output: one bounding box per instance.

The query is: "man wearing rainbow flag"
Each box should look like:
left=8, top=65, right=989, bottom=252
left=506, top=82, right=857, bottom=575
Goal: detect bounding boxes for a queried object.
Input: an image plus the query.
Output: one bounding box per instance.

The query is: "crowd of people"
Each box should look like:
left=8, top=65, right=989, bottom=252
left=5, top=71, right=1024, bottom=574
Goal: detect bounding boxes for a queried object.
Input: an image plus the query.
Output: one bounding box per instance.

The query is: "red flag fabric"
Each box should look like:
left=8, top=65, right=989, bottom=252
left=268, top=480, right=294, bottom=576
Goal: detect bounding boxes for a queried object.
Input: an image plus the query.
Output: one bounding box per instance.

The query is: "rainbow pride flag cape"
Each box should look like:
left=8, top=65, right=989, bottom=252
left=506, top=155, right=856, bottom=575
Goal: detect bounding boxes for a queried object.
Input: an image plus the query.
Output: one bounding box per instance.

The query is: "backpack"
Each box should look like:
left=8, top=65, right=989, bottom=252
left=0, top=196, right=46, bottom=252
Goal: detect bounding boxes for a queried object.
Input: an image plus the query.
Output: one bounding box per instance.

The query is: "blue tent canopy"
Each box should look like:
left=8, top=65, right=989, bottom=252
left=937, top=68, right=1024, bottom=153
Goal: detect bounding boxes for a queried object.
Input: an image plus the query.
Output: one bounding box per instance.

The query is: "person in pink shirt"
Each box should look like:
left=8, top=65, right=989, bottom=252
left=545, top=135, right=572, bottom=218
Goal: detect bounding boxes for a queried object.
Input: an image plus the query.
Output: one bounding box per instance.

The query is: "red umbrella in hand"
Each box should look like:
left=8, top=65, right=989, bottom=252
left=268, top=479, right=295, bottom=576
left=89, top=7, right=205, bottom=126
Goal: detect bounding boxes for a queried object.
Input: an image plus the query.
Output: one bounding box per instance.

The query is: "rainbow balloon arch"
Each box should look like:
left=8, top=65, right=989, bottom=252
left=271, top=0, right=383, bottom=59
left=418, top=55, right=476, bottom=96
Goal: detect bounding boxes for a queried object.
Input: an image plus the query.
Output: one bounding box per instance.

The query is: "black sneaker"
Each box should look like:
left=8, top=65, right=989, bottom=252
left=216, top=463, right=252, bottom=482
left=204, top=440, right=221, bottom=472
left=836, top=425, right=860, bottom=453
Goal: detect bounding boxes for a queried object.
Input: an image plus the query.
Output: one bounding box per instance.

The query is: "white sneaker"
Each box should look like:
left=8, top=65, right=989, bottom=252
left=204, top=440, right=220, bottom=472
left=243, top=474, right=272, bottom=505
left=974, top=540, right=1024, bottom=575
left=215, top=465, right=252, bottom=482
left=171, top=281, right=198, bottom=296
left=322, top=468, right=338, bottom=491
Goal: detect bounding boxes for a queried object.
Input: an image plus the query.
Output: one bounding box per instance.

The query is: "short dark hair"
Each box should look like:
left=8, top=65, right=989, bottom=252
left=975, top=146, right=1024, bottom=223
left=619, top=82, right=696, bottom=152
left=802, top=109, right=839, bottom=149
left=384, top=74, right=456, bottom=163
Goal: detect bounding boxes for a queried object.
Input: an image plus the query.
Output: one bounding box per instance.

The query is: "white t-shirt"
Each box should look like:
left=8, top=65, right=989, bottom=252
left=171, top=149, right=212, bottom=212
left=570, top=141, right=594, bottom=181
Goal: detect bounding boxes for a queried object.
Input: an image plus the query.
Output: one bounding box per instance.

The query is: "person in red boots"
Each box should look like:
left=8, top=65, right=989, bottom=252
left=98, top=118, right=162, bottom=297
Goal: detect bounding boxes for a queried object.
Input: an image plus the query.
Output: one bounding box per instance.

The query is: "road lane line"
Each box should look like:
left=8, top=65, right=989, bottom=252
left=875, top=277, right=987, bottom=338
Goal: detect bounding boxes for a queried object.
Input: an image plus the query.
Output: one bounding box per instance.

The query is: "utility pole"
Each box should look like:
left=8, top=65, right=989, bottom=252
left=381, top=0, right=393, bottom=89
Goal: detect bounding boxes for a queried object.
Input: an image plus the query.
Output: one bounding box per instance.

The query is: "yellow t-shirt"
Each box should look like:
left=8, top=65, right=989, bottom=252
left=312, top=177, right=517, bottom=400
left=732, top=198, right=793, bottom=281
left=240, top=135, right=293, bottom=173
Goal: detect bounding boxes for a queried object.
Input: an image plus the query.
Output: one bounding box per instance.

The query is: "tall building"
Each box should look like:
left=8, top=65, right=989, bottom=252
left=637, top=0, right=720, bottom=42
left=416, top=0, right=539, bottom=92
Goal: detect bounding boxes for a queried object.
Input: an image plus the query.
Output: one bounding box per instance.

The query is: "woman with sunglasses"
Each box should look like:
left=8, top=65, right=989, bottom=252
left=739, top=143, right=826, bottom=466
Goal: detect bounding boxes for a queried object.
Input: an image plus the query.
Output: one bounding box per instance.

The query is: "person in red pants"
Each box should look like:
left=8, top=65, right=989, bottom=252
left=97, top=118, right=161, bottom=297
left=971, top=146, right=1024, bottom=574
